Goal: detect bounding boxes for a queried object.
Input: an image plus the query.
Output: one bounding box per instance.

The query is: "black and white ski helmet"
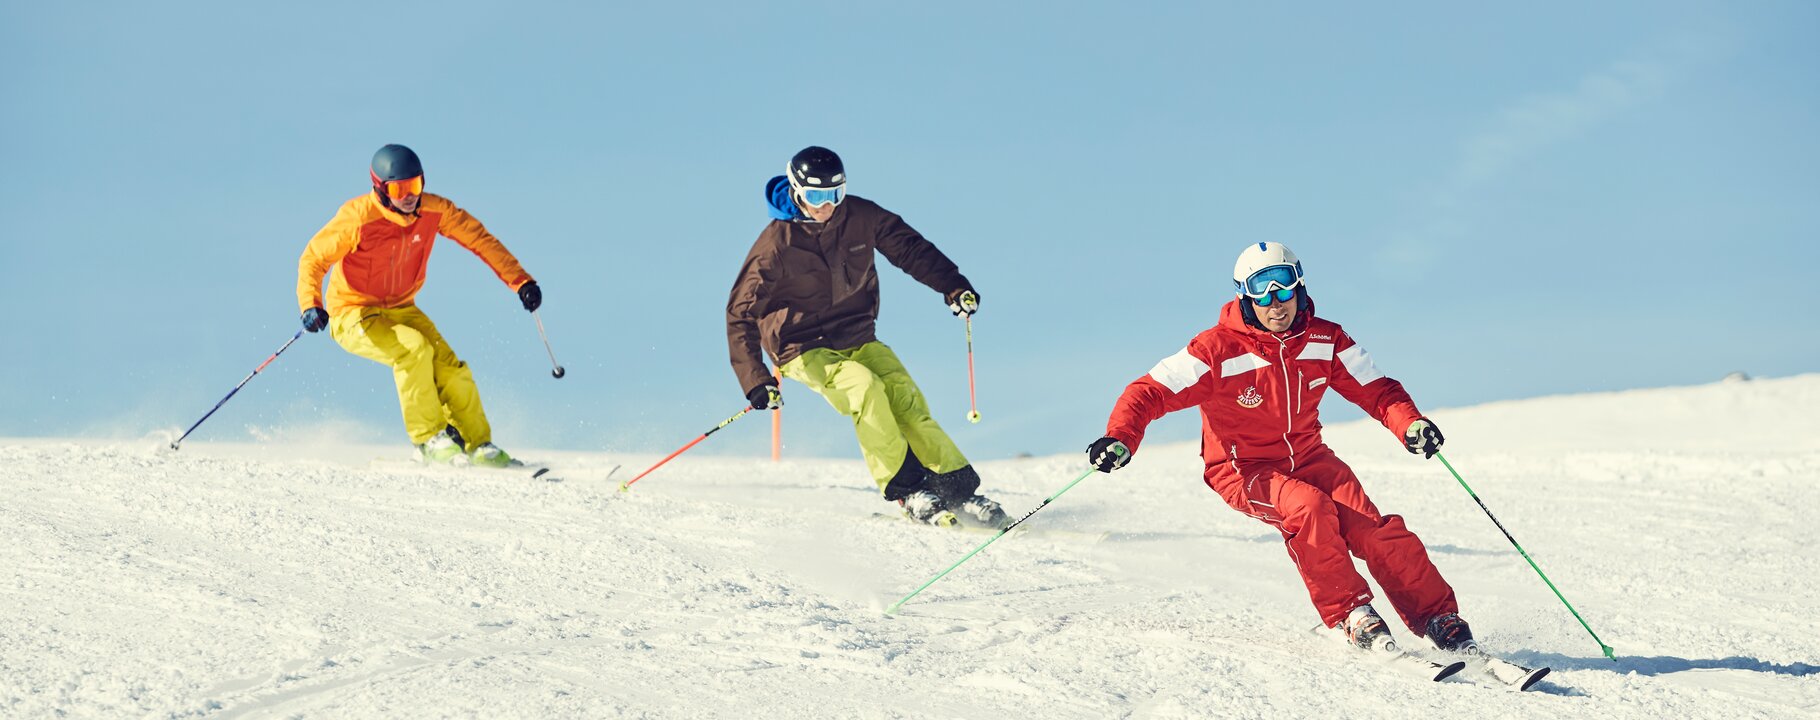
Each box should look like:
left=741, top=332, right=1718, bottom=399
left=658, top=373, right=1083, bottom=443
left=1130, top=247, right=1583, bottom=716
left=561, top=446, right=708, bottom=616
left=786, top=146, right=845, bottom=191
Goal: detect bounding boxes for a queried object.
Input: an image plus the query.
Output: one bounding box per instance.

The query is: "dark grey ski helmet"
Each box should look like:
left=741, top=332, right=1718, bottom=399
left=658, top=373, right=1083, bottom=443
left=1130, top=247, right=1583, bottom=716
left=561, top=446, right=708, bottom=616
left=371, top=144, right=423, bottom=183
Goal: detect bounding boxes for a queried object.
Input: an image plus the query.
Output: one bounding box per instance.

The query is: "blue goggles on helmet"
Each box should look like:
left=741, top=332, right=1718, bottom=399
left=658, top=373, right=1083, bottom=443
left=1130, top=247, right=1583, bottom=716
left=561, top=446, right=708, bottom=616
left=1236, top=263, right=1304, bottom=306
left=799, top=184, right=847, bottom=208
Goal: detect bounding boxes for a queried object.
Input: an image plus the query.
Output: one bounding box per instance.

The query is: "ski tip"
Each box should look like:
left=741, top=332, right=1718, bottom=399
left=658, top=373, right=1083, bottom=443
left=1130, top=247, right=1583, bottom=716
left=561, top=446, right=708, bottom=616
left=1434, top=660, right=1468, bottom=682
left=1519, top=667, right=1551, bottom=691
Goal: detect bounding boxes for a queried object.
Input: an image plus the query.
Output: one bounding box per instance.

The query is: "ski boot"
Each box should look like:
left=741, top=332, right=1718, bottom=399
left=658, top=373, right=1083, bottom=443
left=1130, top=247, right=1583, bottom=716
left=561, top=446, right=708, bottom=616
left=1424, top=612, right=1476, bottom=653
left=924, top=465, right=1008, bottom=529
left=898, top=490, right=959, bottom=527
left=414, top=427, right=464, bottom=465
left=469, top=442, right=514, bottom=468
left=951, top=494, right=1012, bottom=530
left=1341, top=604, right=1398, bottom=653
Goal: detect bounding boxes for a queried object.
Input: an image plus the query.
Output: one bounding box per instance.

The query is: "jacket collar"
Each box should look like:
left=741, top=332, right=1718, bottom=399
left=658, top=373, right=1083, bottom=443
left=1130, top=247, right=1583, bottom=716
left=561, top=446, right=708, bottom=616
left=1218, top=296, right=1314, bottom=345
left=368, top=192, right=418, bottom=226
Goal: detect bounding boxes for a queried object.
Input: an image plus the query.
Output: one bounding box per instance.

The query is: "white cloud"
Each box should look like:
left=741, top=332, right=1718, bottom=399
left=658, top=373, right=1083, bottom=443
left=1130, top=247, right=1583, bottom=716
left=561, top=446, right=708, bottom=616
left=1451, top=60, right=1669, bottom=194
left=1378, top=43, right=1712, bottom=271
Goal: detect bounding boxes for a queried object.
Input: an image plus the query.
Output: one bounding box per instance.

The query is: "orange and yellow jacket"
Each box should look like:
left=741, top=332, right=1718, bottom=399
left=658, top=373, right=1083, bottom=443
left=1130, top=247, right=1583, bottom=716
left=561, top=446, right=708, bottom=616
left=297, top=192, right=533, bottom=313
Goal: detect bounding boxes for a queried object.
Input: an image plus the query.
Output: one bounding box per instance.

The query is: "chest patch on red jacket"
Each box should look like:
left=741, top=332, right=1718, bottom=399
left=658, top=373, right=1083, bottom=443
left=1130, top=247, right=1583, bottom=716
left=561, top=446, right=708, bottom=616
left=1237, top=386, right=1264, bottom=408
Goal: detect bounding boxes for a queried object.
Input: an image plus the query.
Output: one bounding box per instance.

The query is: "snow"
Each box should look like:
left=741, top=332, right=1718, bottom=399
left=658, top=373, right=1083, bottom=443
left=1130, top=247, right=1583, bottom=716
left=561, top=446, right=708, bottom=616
left=3, top=375, right=1817, bottom=718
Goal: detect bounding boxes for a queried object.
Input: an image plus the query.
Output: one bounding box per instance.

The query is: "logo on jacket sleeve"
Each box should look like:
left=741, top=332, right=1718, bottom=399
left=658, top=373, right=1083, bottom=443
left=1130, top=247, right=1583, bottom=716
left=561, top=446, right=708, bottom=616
left=1237, top=386, right=1264, bottom=408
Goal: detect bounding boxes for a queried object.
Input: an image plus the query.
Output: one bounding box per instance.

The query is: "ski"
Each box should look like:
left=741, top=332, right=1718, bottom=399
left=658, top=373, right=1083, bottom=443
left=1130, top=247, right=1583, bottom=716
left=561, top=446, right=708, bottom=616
left=1393, top=649, right=1467, bottom=682
left=371, top=457, right=564, bottom=482
left=1309, top=625, right=1466, bottom=682
left=1460, top=647, right=1550, bottom=691
left=514, top=460, right=563, bottom=482
left=867, top=513, right=1110, bottom=542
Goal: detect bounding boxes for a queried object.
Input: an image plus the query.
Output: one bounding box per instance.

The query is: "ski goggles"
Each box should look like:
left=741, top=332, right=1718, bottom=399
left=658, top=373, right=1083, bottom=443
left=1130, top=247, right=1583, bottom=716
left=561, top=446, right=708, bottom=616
left=798, top=184, right=846, bottom=208
left=1236, top=263, right=1304, bottom=306
left=1250, top=287, right=1298, bottom=307
left=373, top=173, right=424, bottom=200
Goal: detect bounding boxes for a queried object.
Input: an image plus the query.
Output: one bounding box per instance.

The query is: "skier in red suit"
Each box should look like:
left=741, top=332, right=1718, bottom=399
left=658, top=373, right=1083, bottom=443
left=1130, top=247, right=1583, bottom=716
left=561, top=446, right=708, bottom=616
left=1086, top=242, right=1473, bottom=655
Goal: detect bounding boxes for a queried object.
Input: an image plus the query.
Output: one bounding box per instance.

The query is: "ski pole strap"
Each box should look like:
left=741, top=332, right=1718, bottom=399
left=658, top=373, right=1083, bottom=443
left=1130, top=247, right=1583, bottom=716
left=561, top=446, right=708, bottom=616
left=1437, top=452, right=1615, bottom=660
left=887, top=463, right=1102, bottom=615
left=170, top=330, right=304, bottom=450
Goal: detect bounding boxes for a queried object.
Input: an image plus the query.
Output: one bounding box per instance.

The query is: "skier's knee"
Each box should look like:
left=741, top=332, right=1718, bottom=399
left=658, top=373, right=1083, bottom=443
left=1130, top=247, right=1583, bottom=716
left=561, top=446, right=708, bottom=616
left=1281, top=485, right=1336, bottom=520
left=391, top=336, right=433, bottom=366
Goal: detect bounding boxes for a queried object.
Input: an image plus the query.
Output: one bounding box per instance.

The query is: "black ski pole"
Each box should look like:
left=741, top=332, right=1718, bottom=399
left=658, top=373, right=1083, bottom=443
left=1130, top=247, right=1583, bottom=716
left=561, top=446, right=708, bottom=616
left=532, top=309, right=565, bottom=379
left=169, top=330, right=303, bottom=450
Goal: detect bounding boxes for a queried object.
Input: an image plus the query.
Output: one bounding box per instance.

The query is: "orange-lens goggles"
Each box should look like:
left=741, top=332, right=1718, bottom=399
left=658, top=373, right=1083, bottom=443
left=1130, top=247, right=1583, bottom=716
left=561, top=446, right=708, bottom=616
left=380, top=175, right=424, bottom=200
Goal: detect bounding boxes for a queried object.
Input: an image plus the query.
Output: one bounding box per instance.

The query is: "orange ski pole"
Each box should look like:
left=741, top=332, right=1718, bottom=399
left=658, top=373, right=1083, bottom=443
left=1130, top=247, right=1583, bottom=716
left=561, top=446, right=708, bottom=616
left=619, top=407, right=752, bottom=491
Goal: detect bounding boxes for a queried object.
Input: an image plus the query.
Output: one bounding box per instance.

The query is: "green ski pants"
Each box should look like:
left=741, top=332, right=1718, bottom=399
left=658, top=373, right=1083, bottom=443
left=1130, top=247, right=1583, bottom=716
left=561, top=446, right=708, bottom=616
left=779, top=342, right=969, bottom=495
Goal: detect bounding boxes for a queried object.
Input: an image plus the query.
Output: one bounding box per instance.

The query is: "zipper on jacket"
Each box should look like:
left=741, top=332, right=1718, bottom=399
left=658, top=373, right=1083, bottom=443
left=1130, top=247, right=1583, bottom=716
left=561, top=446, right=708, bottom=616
left=390, top=222, right=409, bottom=306
left=1277, top=338, right=1296, bottom=472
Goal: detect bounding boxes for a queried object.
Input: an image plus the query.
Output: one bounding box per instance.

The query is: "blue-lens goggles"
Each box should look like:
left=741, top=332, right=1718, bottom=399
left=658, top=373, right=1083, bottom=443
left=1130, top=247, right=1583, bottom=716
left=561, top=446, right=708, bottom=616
left=1250, top=287, right=1298, bottom=307
left=1235, top=263, right=1304, bottom=306
left=800, top=184, right=847, bottom=208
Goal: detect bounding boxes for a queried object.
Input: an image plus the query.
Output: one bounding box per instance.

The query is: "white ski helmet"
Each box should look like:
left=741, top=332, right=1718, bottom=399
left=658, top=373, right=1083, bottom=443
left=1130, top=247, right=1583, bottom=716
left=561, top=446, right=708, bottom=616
left=1232, top=242, right=1306, bottom=301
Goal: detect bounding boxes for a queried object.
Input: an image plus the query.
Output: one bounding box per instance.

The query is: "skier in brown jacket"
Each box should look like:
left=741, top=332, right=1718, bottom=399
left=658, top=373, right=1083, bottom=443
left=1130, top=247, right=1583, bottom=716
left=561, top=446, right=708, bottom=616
left=726, top=146, right=1009, bottom=529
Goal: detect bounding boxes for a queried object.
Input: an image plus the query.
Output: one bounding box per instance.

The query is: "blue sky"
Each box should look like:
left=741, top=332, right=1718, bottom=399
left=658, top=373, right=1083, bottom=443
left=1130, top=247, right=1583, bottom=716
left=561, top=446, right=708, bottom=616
left=3, top=1, right=1815, bottom=462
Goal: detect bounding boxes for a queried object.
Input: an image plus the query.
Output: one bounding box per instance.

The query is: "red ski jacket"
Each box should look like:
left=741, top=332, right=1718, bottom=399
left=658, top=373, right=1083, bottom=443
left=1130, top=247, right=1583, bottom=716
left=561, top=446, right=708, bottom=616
left=1104, top=297, right=1424, bottom=493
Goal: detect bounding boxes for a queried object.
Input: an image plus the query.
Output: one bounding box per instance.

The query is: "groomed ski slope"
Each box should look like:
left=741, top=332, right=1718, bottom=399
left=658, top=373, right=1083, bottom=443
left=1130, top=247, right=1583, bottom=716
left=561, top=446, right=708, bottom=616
left=3, top=375, right=1817, bottom=718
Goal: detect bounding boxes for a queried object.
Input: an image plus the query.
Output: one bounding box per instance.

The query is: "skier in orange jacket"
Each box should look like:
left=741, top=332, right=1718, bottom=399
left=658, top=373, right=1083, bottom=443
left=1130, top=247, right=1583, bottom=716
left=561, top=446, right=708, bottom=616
left=296, top=144, right=541, bottom=467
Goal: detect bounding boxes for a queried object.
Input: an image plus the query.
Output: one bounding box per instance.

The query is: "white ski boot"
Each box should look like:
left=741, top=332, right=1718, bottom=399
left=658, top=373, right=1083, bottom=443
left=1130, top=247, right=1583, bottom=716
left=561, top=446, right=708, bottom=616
left=414, top=429, right=463, bottom=465
left=1342, top=604, right=1398, bottom=653
left=469, top=442, right=514, bottom=468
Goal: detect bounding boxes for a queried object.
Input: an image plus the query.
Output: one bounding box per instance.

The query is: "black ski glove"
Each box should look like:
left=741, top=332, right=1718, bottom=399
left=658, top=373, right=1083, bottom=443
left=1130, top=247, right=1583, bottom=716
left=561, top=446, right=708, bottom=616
left=746, top=383, right=782, bottom=410
left=518, top=281, right=542, bottom=312
left=301, top=307, right=329, bottom=333
left=1086, top=436, right=1131, bottom=473
left=1404, top=418, right=1444, bottom=458
left=946, top=288, right=979, bottom=316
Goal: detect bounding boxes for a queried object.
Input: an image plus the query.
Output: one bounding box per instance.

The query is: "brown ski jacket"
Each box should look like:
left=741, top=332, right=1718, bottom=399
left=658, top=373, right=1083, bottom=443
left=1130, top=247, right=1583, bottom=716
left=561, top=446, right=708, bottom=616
left=726, top=195, right=969, bottom=394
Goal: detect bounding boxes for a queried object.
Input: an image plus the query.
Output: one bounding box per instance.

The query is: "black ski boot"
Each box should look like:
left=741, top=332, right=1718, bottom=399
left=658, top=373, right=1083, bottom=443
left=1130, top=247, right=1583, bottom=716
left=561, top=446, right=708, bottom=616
left=1425, top=612, right=1476, bottom=652
left=924, top=465, right=1010, bottom=529
left=952, top=495, right=1011, bottom=530
left=897, top=490, right=958, bottom=527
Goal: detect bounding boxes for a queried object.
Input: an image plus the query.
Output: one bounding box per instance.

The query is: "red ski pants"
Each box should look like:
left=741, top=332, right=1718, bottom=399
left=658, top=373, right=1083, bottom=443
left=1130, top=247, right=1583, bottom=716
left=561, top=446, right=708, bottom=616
left=1210, top=450, right=1457, bottom=633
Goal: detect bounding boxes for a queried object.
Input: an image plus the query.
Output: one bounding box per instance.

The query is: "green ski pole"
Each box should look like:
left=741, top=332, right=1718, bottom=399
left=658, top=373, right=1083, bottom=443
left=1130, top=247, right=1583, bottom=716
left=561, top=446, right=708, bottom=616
left=1436, top=451, right=1616, bottom=660
left=888, top=449, right=1120, bottom=615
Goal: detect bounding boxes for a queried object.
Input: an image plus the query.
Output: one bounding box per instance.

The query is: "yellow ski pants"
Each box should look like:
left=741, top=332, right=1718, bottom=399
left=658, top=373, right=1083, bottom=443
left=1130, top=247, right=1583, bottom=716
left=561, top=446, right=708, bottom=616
left=329, top=305, right=492, bottom=448
left=780, top=342, right=968, bottom=495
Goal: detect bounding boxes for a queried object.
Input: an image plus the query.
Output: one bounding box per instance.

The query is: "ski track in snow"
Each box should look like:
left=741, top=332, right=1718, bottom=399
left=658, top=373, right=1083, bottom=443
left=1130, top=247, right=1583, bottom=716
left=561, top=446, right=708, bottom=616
left=3, top=375, right=1817, bottom=718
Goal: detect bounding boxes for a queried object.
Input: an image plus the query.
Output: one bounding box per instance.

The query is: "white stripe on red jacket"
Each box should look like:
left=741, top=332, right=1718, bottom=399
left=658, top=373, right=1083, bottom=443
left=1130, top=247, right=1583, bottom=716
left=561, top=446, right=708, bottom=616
left=1104, top=297, right=1423, bottom=488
